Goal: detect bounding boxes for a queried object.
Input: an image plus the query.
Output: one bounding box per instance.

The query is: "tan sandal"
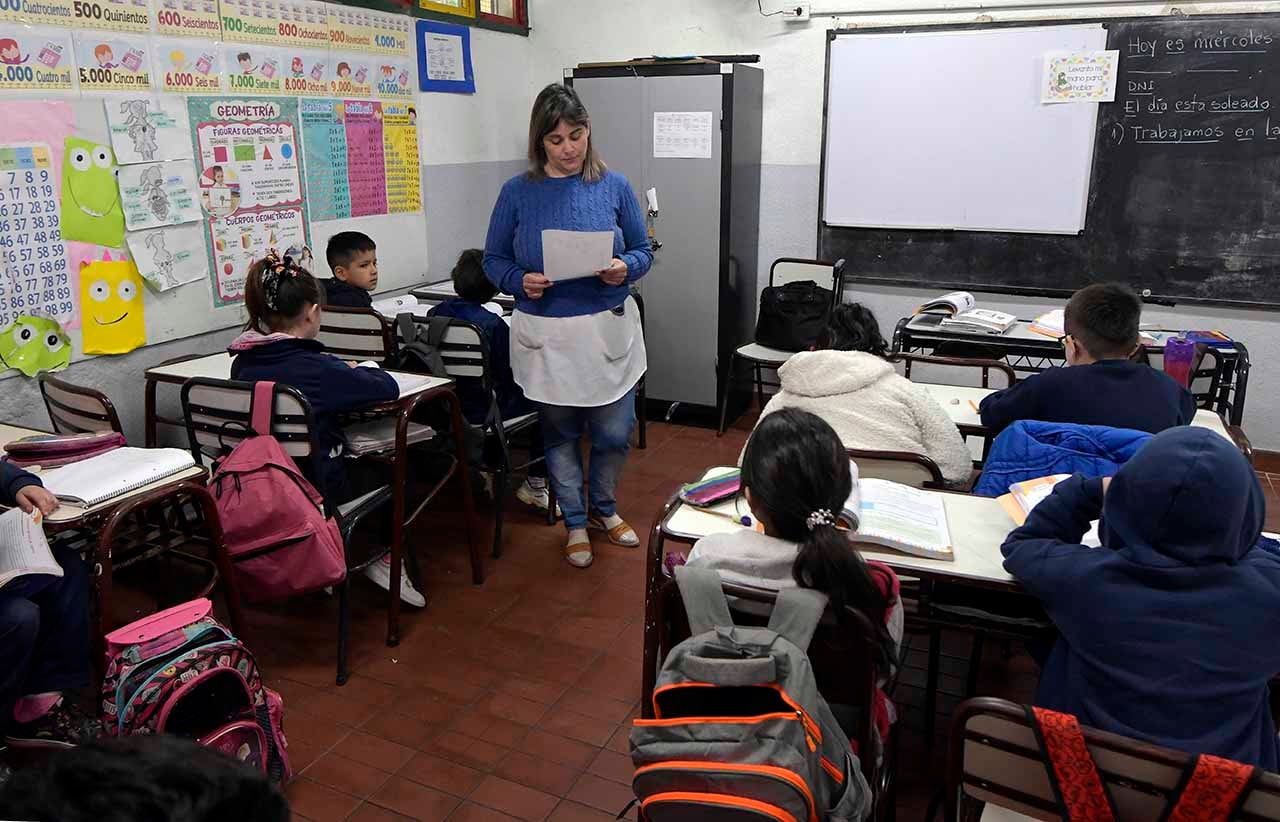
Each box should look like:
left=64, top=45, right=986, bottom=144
left=587, top=515, right=639, bottom=547
left=564, top=532, right=594, bottom=568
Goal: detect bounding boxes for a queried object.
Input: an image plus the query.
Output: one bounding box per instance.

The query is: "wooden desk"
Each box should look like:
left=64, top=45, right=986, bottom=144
left=411, top=279, right=516, bottom=310
left=144, top=352, right=233, bottom=448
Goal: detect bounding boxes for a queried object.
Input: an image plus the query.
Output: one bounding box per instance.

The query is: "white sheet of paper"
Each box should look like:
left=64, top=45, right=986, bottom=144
left=118, top=160, right=201, bottom=230
left=541, top=229, right=614, bottom=282
left=127, top=224, right=207, bottom=291
left=425, top=32, right=464, bottom=81
left=105, top=97, right=194, bottom=165
left=653, top=111, right=713, bottom=159
left=0, top=507, right=62, bottom=590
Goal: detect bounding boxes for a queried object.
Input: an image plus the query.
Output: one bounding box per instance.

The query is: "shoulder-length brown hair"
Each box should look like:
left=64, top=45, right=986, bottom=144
left=526, top=83, right=606, bottom=183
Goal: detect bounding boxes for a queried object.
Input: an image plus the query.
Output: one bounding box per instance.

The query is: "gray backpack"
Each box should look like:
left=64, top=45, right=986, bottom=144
left=630, top=567, right=872, bottom=822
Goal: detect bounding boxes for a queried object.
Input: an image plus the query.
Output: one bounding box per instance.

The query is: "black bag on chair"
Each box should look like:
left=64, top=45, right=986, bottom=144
left=754, top=280, right=833, bottom=352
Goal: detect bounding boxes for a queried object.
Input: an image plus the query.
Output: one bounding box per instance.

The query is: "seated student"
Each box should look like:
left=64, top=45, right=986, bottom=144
left=689, top=408, right=902, bottom=751
left=427, top=249, right=551, bottom=512
left=0, top=734, right=290, bottom=821
left=979, top=283, right=1194, bottom=434
left=0, top=462, right=98, bottom=752
left=751, top=303, right=972, bottom=485
left=1002, top=426, right=1280, bottom=769
left=228, top=252, right=424, bottom=607
left=322, top=231, right=377, bottom=309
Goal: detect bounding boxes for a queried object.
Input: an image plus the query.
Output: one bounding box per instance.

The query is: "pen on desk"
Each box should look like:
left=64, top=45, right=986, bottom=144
left=968, top=399, right=980, bottom=413
left=700, top=508, right=753, bottom=528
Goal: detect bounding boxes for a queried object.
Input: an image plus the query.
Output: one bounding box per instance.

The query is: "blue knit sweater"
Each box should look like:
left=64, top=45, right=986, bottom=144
left=483, top=170, right=653, bottom=318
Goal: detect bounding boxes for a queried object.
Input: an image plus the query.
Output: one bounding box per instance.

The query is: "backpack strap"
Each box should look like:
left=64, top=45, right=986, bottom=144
left=1160, top=754, right=1259, bottom=822
left=673, top=566, right=734, bottom=635
left=1026, top=706, right=1117, bottom=822
left=250, top=382, right=276, bottom=437
left=395, top=312, right=417, bottom=347
left=766, top=587, right=828, bottom=652
left=425, top=315, right=452, bottom=347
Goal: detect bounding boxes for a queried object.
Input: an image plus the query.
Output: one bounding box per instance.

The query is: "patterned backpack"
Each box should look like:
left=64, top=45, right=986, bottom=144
left=101, top=599, right=292, bottom=783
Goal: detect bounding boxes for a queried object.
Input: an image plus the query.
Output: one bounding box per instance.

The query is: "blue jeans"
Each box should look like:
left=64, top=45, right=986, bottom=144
left=541, top=387, right=636, bottom=531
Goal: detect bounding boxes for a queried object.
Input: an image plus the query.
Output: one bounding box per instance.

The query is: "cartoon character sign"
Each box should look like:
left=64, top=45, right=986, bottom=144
left=0, top=38, right=27, bottom=65
left=80, top=260, right=145, bottom=354
left=0, top=315, right=70, bottom=376
left=60, top=138, right=124, bottom=247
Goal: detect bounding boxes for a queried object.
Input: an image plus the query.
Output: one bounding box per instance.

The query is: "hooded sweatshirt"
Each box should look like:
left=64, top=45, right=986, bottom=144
left=752, top=350, right=973, bottom=484
left=228, top=330, right=397, bottom=500
left=1002, top=427, right=1280, bottom=769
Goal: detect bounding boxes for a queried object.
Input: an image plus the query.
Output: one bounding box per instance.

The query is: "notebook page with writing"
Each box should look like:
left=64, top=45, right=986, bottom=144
left=854, top=478, right=954, bottom=561
left=39, top=448, right=196, bottom=507
left=0, top=508, right=61, bottom=589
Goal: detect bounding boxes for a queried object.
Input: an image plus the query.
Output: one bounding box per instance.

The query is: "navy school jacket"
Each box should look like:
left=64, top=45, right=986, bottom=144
left=0, top=461, right=42, bottom=506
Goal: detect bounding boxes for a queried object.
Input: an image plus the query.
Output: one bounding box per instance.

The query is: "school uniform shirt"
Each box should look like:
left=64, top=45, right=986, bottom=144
left=1001, top=427, right=1280, bottom=769
left=322, top=278, right=373, bottom=309
left=229, top=330, right=397, bottom=499
left=979, top=359, right=1194, bottom=435
left=752, top=350, right=973, bottom=485
left=427, top=298, right=532, bottom=425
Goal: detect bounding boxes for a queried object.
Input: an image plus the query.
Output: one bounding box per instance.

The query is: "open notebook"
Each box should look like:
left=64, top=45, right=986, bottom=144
left=844, top=478, right=954, bottom=561
left=38, top=447, right=197, bottom=508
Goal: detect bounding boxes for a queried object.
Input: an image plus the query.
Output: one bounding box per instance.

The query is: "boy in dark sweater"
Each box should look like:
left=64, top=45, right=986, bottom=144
left=322, top=231, right=377, bottom=309
left=979, top=283, right=1194, bottom=434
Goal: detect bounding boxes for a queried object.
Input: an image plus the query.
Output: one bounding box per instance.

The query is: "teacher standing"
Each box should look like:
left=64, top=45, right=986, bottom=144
left=484, top=83, right=653, bottom=570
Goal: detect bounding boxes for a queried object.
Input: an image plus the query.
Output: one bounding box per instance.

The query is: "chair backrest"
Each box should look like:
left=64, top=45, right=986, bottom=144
left=38, top=374, right=124, bottom=436
left=180, top=378, right=317, bottom=473
left=396, top=315, right=494, bottom=382
left=656, top=573, right=880, bottom=785
left=848, top=447, right=945, bottom=489
left=1137, top=343, right=1219, bottom=408
left=946, top=697, right=1280, bottom=821
left=770, top=257, right=846, bottom=309
left=889, top=352, right=1017, bottom=390
left=317, top=306, right=395, bottom=363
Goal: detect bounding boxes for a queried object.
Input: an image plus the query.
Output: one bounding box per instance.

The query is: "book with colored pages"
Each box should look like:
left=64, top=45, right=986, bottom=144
left=844, top=478, right=954, bottom=561
left=914, top=291, right=975, bottom=317
left=38, top=447, right=197, bottom=508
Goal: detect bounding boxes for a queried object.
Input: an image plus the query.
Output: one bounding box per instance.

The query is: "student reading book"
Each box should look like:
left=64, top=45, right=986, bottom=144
left=979, top=283, right=1194, bottom=434
left=1001, top=427, right=1280, bottom=769
left=0, top=462, right=98, bottom=750
left=686, top=409, right=902, bottom=751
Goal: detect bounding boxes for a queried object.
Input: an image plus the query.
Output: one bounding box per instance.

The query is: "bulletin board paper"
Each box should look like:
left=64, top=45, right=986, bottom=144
left=0, top=143, right=76, bottom=330
left=60, top=136, right=124, bottom=248
left=0, top=27, right=76, bottom=92
left=127, top=222, right=206, bottom=291
left=300, top=98, right=350, bottom=221
left=73, top=32, right=152, bottom=93
left=374, top=57, right=415, bottom=101
left=280, top=46, right=330, bottom=97
left=382, top=102, right=420, bottom=214
left=1042, top=50, right=1119, bottom=103
left=653, top=111, right=713, bottom=159
left=106, top=97, right=193, bottom=164
left=416, top=19, right=473, bottom=94
left=218, top=0, right=283, bottom=46
left=300, top=98, right=420, bottom=222
left=154, top=0, right=221, bottom=38
left=207, top=206, right=307, bottom=304
left=225, top=46, right=284, bottom=96
left=68, top=0, right=151, bottom=34
left=0, top=1, right=75, bottom=29
left=330, top=53, right=373, bottom=98
left=118, top=160, right=200, bottom=230
left=328, top=5, right=372, bottom=52
left=80, top=258, right=144, bottom=354
left=344, top=99, right=386, bottom=218
left=155, top=38, right=222, bottom=95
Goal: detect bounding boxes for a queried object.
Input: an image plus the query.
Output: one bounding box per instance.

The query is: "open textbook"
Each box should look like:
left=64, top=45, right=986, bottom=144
left=843, top=478, right=954, bottom=561
left=915, top=291, right=976, bottom=317
left=0, top=507, right=61, bottom=590
left=997, top=474, right=1101, bottom=547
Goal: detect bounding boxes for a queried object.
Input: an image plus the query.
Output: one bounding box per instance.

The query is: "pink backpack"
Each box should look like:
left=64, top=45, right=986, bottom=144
left=102, top=599, right=292, bottom=783
left=209, top=381, right=346, bottom=603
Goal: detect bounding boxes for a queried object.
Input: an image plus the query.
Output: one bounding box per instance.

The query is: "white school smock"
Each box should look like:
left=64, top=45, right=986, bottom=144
left=509, top=295, right=646, bottom=408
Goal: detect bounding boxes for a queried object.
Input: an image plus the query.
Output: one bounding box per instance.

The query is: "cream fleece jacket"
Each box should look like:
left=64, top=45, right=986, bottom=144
left=750, top=350, right=973, bottom=484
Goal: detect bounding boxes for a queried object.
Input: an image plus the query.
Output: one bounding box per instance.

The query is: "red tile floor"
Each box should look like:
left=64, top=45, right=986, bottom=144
left=137, top=421, right=1280, bottom=820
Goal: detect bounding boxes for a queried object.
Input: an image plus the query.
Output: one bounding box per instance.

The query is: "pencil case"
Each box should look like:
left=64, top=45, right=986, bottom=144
left=4, top=431, right=126, bottom=468
left=678, top=470, right=741, bottom=508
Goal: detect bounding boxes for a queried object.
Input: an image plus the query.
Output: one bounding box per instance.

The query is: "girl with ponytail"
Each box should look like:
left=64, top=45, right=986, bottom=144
left=687, top=408, right=902, bottom=748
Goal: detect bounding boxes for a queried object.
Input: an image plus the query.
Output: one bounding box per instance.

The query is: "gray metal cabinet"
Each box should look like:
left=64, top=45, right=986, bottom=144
left=567, top=63, right=762, bottom=422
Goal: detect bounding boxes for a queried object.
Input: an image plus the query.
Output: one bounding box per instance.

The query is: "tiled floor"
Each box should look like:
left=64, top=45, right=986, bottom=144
left=149, top=421, right=1280, bottom=820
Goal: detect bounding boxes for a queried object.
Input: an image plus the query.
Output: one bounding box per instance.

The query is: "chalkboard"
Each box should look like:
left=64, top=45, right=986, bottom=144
left=818, top=15, right=1280, bottom=309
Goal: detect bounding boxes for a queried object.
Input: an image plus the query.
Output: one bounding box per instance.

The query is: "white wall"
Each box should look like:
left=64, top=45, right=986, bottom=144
left=528, top=0, right=1280, bottom=450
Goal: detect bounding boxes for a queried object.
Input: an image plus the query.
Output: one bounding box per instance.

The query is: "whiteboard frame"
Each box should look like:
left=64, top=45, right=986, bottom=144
left=820, top=23, right=1104, bottom=235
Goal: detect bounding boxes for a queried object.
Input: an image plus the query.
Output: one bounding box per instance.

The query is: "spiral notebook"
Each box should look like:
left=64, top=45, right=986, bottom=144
left=38, top=447, right=197, bottom=508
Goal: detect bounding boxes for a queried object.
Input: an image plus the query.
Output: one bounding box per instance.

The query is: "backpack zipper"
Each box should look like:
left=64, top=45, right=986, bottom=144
left=634, top=761, right=816, bottom=822
left=114, top=626, right=231, bottom=714
left=117, top=639, right=241, bottom=734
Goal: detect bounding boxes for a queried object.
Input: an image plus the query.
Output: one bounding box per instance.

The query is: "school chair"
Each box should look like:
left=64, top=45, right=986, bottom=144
left=716, top=257, right=847, bottom=436
left=943, top=697, right=1280, bottom=821
left=38, top=374, right=125, bottom=437
left=645, top=554, right=898, bottom=820
left=890, top=352, right=1017, bottom=390
left=317, top=305, right=397, bottom=364
left=404, top=315, right=557, bottom=559
left=180, top=378, right=397, bottom=685
left=847, top=447, right=947, bottom=490
left=631, top=289, right=648, bottom=450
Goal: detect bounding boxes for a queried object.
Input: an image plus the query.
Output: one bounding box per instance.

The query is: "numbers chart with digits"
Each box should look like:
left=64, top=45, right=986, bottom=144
left=0, top=147, right=72, bottom=330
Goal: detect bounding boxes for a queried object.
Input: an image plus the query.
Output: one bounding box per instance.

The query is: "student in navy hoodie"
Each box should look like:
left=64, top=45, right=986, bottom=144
left=979, top=283, right=1194, bottom=434
left=228, top=252, right=423, bottom=606
left=428, top=249, right=552, bottom=514
left=1002, top=426, right=1280, bottom=769
left=321, top=231, right=376, bottom=309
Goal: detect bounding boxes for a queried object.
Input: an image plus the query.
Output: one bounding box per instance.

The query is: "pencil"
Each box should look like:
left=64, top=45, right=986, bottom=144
left=697, top=507, right=753, bottom=528
left=968, top=399, right=980, bottom=413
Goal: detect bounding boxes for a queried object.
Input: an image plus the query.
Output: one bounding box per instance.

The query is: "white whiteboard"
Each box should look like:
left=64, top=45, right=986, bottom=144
left=822, top=24, right=1107, bottom=234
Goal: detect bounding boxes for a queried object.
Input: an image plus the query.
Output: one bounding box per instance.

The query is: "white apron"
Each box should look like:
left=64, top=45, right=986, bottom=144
left=509, top=295, right=647, bottom=408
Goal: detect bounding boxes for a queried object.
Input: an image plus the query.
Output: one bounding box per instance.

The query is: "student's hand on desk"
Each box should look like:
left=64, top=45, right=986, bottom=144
left=523, top=272, right=552, bottom=300
left=596, top=258, right=628, bottom=286
left=16, top=486, right=58, bottom=516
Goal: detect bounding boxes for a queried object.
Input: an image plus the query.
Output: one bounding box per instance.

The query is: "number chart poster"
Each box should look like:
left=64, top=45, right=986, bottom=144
left=188, top=97, right=308, bottom=306
left=301, top=98, right=420, bottom=222
left=0, top=28, right=76, bottom=92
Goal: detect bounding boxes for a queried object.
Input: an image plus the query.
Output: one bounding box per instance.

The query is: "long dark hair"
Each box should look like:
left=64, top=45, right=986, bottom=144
left=816, top=303, right=889, bottom=358
left=741, top=408, right=898, bottom=676
left=243, top=253, right=320, bottom=334
left=526, top=83, right=605, bottom=182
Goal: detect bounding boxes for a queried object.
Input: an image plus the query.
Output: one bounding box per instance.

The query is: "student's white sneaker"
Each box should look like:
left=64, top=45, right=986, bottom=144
left=363, top=556, right=426, bottom=608
left=515, top=478, right=561, bottom=517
